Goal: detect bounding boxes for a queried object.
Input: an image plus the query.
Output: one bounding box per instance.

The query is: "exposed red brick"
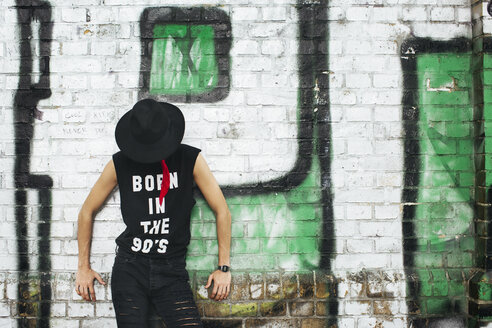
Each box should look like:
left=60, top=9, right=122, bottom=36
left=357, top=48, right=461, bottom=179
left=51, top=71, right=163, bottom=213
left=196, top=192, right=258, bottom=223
left=266, top=273, right=282, bottom=300
left=316, top=301, right=327, bottom=316
left=229, top=273, right=249, bottom=302
left=301, top=318, right=327, bottom=328
left=260, top=301, right=287, bottom=316
left=299, top=273, right=314, bottom=298
left=289, top=301, right=314, bottom=317
left=245, top=319, right=299, bottom=328
left=282, top=273, right=298, bottom=299
left=203, top=302, right=230, bottom=317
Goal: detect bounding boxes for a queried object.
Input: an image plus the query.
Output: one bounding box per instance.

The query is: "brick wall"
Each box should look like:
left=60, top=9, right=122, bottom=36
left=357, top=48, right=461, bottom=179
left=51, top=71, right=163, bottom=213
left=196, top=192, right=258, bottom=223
left=0, top=0, right=490, bottom=327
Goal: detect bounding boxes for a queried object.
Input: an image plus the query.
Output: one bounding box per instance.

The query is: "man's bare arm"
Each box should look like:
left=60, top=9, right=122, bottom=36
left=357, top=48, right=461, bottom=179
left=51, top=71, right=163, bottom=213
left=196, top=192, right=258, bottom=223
left=193, top=153, right=232, bottom=301
left=76, top=159, right=117, bottom=301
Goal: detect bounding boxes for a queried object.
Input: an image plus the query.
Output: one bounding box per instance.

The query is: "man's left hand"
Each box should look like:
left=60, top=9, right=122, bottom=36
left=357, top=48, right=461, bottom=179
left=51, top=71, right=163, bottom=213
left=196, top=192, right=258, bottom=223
left=205, top=270, right=231, bottom=301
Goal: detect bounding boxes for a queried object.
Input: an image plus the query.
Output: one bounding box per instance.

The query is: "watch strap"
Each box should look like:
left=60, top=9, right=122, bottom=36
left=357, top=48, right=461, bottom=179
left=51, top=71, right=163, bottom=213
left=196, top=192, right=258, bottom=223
left=218, top=265, right=230, bottom=272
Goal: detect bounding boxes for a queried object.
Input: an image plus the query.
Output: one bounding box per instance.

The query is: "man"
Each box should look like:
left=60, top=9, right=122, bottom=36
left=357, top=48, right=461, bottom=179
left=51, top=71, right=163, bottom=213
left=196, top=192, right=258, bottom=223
left=75, top=99, right=231, bottom=327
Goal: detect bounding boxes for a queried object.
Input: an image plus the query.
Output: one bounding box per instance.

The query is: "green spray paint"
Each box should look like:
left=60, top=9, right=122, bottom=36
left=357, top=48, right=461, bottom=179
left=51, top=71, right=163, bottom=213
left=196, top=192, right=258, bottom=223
left=149, top=22, right=322, bottom=273
left=412, top=52, right=474, bottom=314
left=187, top=155, right=322, bottom=271
left=150, top=24, right=218, bottom=95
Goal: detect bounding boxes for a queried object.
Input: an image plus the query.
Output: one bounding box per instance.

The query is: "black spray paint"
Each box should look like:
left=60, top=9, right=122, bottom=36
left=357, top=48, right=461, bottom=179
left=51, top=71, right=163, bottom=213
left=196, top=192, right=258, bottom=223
left=14, top=1, right=53, bottom=327
left=400, top=37, right=472, bottom=327
left=138, top=6, right=315, bottom=195
left=138, top=7, right=232, bottom=103
left=9, top=1, right=335, bottom=326
left=137, top=2, right=336, bottom=325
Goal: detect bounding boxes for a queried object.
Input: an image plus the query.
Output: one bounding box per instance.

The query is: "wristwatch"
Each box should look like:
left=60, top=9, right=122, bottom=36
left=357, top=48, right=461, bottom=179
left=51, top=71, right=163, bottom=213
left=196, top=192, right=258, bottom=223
left=217, top=265, right=230, bottom=272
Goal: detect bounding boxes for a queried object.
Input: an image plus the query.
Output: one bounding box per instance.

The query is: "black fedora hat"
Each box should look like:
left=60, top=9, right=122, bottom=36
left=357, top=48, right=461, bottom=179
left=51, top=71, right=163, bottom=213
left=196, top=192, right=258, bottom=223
left=115, top=99, right=185, bottom=163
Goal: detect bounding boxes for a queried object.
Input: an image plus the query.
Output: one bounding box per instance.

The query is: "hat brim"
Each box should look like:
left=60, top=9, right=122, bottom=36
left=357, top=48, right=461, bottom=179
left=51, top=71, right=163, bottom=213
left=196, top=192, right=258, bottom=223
left=115, top=102, right=185, bottom=163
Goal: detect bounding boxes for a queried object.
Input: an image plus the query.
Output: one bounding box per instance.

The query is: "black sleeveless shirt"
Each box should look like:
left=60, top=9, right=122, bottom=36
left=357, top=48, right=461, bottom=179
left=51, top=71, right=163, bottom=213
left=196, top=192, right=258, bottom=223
left=112, top=144, right=201, bottom=258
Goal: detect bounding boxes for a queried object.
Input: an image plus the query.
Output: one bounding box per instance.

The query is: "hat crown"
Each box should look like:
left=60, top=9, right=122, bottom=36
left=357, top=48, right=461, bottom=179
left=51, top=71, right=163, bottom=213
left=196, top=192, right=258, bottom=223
left=115, top=98, right=185, bottom=163
left=130, top=99, right=169, bottom=145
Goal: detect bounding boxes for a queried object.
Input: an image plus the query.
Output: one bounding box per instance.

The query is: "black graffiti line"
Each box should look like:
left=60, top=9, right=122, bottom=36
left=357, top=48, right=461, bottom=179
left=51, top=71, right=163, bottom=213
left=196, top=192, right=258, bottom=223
left=137, top=2, right=332, bottom=261
left=138, top=4, right=336, bottom=326
left=482, top=38, right=492, bottom=276
left=138, top=7, right=232, bottom=103
left=303, top=0, right=338, bottom=323
left=140, top=7, right=313, bottom=196
left=14, top=1, right=53, bottom=327
left=400, top=37, right=472, bottom=326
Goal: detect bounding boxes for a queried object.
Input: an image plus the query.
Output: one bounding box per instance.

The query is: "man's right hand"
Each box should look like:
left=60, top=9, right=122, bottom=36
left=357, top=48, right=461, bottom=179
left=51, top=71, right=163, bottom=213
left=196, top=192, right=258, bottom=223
left=75, top=268, right=106, bottom=302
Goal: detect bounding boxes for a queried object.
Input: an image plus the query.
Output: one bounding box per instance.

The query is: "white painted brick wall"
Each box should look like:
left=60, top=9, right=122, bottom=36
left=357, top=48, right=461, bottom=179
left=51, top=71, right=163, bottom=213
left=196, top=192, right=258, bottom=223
left=0, top=0, right=479, bottom=326
left=327, top=0, right=471, bottom=325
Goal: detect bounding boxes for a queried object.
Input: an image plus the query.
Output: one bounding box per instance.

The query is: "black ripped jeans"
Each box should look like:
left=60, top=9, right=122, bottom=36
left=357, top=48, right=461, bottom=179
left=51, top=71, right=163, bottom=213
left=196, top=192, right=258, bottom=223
left=111, top=246, right=203, bottom=327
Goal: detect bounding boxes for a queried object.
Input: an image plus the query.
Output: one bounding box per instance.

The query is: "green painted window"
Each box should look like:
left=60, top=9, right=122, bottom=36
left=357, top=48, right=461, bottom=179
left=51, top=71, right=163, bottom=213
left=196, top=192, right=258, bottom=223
left=150, top=24, right=218, bottom=95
